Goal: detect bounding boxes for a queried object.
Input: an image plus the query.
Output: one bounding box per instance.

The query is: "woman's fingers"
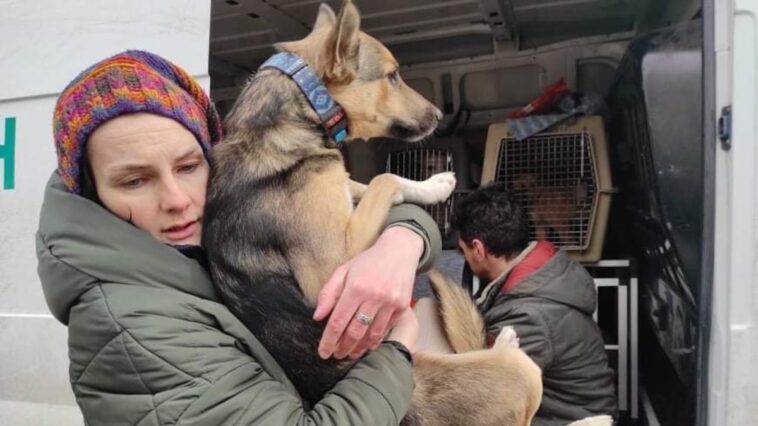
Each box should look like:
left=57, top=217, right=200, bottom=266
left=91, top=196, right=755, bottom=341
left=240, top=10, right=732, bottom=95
left=349, top=306, right=394, bottom=358
left=318, top=281, right=374, bottom=359
left=331, top=302, right=381, bottom=359
left=313, top=264, right=348, bottom=321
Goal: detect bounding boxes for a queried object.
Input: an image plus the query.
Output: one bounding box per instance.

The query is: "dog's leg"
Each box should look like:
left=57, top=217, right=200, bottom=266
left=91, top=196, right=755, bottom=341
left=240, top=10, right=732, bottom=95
left=392, top=172, right=456, bottom=205
left=345, top=169, right=455, bottom=256
left=345, top=173, right=403, bottom=257
left=494, top=325, right=520, bottom=349
left=534, top=220, right=549, bottom=241
left=348, top=179, right=367, bottom=201
left=555, top=216, right=571, bottom=245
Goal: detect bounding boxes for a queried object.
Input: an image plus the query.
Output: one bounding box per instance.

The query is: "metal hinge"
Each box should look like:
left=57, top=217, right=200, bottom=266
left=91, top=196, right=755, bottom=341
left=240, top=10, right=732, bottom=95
left=718, top=106, right=732, bottom=150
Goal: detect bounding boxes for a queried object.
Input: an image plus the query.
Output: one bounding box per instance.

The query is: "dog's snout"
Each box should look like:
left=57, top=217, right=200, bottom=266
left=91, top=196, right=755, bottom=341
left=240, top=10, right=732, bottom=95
left=432, top=106, right=443, bottom=121
left=424, top=106, right=442, bottom=128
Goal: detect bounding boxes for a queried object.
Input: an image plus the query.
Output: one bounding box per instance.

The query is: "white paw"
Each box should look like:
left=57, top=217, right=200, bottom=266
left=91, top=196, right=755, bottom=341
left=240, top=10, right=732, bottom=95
left=402, top=172, right=456, bottom=205
left=495, top=326, right=520, bottom=349
left=565, top=415, right=614, bottom=426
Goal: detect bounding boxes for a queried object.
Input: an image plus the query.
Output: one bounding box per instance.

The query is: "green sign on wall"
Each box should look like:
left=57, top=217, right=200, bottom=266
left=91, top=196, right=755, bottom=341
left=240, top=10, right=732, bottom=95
left=1, top=117, right=15, bottom=190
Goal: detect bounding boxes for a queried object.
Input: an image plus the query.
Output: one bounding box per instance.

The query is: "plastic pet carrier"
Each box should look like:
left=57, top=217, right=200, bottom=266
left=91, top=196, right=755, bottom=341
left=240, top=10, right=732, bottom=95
left=481, top=115, right=613, bottom=262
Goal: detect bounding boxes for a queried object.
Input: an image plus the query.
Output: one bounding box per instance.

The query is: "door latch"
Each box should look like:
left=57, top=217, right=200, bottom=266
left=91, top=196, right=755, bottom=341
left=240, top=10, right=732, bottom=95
left=718, top=106, right=732, bottom=151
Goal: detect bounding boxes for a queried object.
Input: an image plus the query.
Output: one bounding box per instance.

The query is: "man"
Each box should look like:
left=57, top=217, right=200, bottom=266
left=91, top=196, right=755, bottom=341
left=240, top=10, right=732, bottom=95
left=451, top=184, right=617, bottom=425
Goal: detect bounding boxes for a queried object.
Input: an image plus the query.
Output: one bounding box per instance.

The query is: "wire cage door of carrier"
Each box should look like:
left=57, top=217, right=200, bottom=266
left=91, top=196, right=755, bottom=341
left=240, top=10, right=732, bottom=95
left=482, top=116, right=613, bottom=262
left=385, top=148, right=465, bottom=240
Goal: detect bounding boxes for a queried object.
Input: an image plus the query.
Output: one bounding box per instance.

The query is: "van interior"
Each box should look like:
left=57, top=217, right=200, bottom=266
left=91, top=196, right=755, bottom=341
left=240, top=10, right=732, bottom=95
left=208, top=1, right=707, bottom=424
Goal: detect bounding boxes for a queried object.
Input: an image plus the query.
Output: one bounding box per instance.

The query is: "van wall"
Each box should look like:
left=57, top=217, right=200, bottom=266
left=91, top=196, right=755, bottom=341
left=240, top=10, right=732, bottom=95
left=638, top=0, right=702, bottom=31
left=0, top=2, right=212, bottom=425
left=345, top=37, right=628, bottom=186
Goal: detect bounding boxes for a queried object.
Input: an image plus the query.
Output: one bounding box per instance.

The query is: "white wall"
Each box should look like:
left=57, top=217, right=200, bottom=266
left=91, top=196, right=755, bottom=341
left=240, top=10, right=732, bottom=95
left=0, top=1, right=212, bottom=424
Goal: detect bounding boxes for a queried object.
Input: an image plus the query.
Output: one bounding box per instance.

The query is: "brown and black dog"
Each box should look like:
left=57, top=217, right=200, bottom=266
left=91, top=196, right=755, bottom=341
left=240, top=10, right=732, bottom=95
left=203, top=2, right=542, bottom=425
left=512, top=173, right=590, bottom=247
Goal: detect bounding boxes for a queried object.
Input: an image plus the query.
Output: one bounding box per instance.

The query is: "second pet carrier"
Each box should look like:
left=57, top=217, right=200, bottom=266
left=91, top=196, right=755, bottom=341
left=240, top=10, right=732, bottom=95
left=481, top=115, right=613, bottom=262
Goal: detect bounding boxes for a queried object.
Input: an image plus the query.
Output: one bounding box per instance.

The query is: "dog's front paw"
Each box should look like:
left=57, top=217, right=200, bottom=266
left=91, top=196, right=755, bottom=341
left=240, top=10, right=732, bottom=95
left=565, top=415, right=614, bottom=426
left=402, top=172, right=456, bottom=205
left=495, top=326, right=520, bottom=349
left=425, top=172, right=456, bottom=201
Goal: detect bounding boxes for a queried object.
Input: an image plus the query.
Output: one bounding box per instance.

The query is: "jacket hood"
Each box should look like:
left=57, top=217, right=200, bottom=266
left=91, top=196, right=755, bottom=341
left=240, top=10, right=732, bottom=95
left=505, top=250, right=597, bottom=315
left=36, top=172, right=218, bottom=325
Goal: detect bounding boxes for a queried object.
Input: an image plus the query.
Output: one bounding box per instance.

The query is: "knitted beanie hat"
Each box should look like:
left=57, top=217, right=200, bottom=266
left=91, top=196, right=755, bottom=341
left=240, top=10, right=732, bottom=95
left=53, top=50, right=223, bottom=194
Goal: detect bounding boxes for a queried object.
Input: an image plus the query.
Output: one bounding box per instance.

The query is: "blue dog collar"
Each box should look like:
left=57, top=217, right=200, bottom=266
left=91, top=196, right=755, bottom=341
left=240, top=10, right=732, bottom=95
left=259, top=52, right=349, bottom=144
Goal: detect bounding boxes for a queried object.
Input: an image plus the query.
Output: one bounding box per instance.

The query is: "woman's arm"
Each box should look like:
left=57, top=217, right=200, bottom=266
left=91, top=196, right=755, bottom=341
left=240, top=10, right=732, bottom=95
left=67, top=284, right=415, bottom=426
left=176, top=343, right=414, bottom=425
left=383, top=203, right=442, bottom=272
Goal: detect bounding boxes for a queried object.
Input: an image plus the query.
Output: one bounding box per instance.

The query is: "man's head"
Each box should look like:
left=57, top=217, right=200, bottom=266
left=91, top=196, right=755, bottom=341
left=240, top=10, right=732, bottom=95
left=451, top=184, right=530, bottom=282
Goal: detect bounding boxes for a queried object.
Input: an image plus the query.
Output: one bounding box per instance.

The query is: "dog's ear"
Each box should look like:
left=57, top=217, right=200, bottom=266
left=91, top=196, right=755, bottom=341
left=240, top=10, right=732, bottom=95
left=274, top=1, right=359, bottom=82
left=313, top=3, right=337, bottom=31
left=325, top=0, right=360, bottom=83
left=274, top=5, right=335, bottom=54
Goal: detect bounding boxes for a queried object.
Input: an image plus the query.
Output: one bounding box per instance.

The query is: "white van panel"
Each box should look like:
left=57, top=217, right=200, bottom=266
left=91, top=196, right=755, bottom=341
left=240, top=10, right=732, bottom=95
left=725, top=1, right=758, bottom=424
left=0, top=0, right=212, bottom=101
left=710, top=0, right=758, bottom=424
left=0, top=1, right=212, bottom=425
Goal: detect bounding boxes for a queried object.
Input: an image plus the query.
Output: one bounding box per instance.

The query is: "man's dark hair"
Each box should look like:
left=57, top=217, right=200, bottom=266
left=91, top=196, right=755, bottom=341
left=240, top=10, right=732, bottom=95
left=451, top=183, right=530, bottom=258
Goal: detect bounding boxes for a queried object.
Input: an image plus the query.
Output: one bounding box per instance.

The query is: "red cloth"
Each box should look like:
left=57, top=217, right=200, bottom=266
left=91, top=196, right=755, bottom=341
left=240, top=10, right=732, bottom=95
left=500, top=241, right=558, bottom=294
left=507, top=78, right=569, bottom=118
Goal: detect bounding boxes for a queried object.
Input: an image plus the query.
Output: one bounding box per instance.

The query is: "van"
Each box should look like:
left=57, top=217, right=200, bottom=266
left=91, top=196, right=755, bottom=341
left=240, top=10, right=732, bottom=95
left=0, top=0, right=754, bottom=425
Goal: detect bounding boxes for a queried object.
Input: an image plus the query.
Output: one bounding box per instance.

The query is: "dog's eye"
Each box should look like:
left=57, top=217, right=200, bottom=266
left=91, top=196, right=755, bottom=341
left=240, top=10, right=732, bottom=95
left=387, top=70, right=399, bottom=85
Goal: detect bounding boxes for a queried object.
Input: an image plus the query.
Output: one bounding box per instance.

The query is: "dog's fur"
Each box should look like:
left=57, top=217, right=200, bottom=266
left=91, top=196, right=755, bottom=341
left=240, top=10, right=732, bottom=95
left=513, top=173, right=589, bottom=246
left=203, top=2, right=542, bottom=424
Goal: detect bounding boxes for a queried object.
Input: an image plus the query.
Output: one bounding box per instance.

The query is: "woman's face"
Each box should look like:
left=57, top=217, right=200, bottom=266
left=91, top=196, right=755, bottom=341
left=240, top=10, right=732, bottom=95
left=87, top=113, right=209, bottom=246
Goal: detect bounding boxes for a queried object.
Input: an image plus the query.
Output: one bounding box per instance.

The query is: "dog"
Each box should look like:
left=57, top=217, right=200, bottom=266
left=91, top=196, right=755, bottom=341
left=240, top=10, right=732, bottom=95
left=203, top=2, right=542, bottom=425
left=512, top=173, right=590, bottom=246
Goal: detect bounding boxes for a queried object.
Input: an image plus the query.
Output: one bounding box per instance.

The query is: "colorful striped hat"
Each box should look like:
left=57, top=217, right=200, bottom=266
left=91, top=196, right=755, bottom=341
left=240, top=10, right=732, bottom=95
left=53, top=50, right=223, bottom=194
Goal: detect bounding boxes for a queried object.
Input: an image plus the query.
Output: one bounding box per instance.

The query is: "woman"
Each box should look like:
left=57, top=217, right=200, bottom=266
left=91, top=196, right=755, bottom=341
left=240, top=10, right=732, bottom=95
left=37, top=50, right=441, bottom=424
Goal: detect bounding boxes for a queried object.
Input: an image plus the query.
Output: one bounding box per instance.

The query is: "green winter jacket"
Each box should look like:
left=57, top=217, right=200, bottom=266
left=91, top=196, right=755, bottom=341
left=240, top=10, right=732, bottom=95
left=36, top=172, right=439, bottom=425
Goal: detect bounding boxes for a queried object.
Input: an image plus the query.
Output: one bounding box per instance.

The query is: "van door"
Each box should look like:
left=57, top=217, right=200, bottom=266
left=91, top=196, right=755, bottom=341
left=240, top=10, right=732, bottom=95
left=707, top=0, right=758, bottom=424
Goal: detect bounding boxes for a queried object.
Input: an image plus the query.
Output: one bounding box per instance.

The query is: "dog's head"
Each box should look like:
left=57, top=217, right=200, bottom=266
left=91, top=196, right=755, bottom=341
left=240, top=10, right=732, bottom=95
left=512, top=173, right=539, bottom=193
left=276, top=1, right=442, bottom=142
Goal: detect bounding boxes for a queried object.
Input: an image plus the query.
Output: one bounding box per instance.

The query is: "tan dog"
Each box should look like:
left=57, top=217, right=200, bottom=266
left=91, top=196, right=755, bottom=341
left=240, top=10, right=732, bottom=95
left=513, top=173, right=589, bottom=246
left=204, top=2, right=542, bottom=425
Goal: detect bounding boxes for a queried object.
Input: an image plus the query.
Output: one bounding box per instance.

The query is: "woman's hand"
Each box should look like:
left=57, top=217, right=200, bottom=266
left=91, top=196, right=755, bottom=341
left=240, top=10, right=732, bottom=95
left=313, top=226, right=424, bottom=359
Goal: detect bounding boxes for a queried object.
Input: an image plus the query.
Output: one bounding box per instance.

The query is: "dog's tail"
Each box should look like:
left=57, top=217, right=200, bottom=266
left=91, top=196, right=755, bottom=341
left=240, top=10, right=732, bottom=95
left=427, top=269, right=486, bottom=353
